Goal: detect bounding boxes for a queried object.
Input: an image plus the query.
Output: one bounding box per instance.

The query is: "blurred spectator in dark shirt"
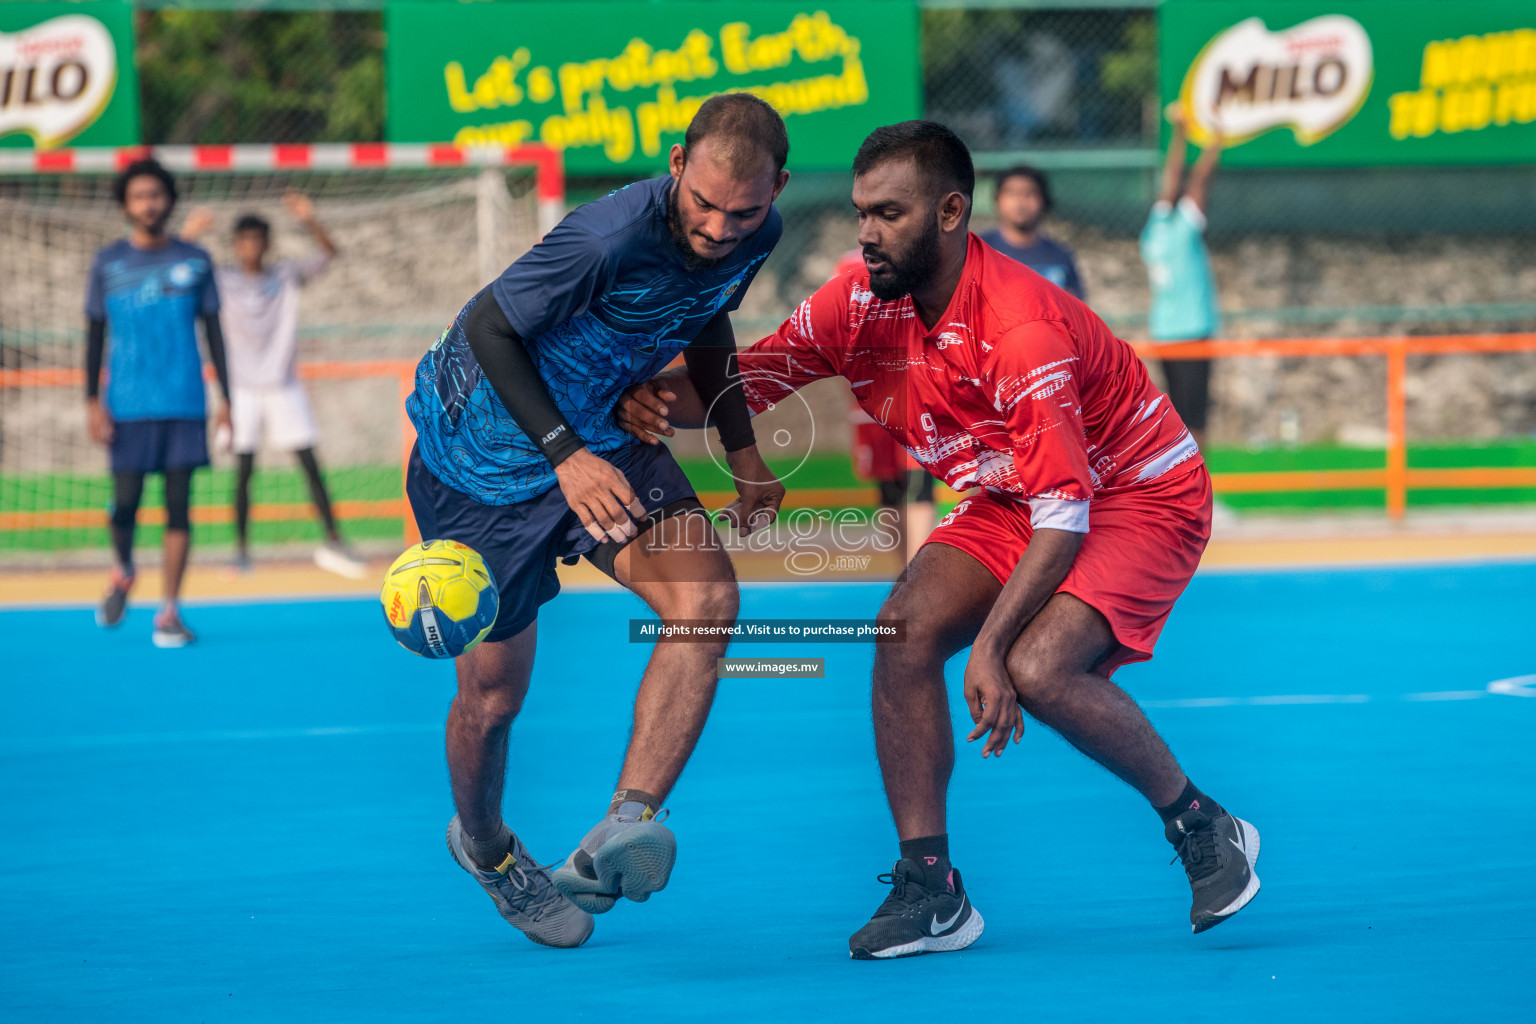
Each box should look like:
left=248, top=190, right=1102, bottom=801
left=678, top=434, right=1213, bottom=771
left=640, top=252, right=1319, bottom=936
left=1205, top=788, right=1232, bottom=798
left=980, top=166, right=1084, bottom=300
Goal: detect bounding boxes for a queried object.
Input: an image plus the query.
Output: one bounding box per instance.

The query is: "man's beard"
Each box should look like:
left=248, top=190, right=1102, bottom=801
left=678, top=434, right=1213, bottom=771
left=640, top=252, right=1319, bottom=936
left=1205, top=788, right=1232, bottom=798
left=131, top=208, right=172, bottom=236
left=864, top=215, right=942, bottom=301
left=667, top=184, right=729, bottom=272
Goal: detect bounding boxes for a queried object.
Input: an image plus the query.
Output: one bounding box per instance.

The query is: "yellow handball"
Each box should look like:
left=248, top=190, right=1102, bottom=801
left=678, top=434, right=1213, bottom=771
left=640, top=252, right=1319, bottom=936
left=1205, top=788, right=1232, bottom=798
left=380, top=539, right=499, bottom=659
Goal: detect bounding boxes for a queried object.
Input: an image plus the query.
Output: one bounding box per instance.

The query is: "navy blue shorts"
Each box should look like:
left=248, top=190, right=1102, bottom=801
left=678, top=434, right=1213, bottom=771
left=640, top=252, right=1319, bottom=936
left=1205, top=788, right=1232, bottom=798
left=110, top=418, right=210, bottom=474
left=406, top=441, right=700, bottom=642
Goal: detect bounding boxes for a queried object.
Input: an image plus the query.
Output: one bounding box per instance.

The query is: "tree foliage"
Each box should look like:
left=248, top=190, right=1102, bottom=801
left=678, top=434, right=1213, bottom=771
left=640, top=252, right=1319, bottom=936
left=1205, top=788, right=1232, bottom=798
left=137, top=10, right=384, bottom=144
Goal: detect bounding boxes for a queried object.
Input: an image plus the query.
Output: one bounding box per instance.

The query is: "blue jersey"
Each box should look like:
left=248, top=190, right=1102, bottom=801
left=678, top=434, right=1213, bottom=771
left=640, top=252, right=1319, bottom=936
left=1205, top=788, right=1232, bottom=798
left=408, top=176, right=781, bottom=505
left=1140, top=198, right=1219, bottom=341
left=978, top=229, right=1084, bottom=300
left=85, top=238, right=220, bottom=421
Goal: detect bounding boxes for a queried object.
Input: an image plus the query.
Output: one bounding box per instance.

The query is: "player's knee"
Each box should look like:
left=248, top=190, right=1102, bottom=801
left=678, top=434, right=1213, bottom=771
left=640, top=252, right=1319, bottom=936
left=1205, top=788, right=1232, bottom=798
left=456, top=683, right=524, bottom=727
left=1006, top=644, right=1068, bottom=709
left=875, top=589, right=944, bottom=666
left=661, top=577, right=739, bottom=623
left=875, top=586, right=919, bottom=634
left=109, top=502, right=139, bottom=529
left=162, top=472, right=192, bottom=532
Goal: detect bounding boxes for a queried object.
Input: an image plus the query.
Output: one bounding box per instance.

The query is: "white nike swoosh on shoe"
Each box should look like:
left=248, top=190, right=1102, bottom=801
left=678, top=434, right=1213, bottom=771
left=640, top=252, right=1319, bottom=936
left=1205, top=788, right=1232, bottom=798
left=931, top=897, right=967, bottom=935
left=1229, top=837, right=1244, bottom=851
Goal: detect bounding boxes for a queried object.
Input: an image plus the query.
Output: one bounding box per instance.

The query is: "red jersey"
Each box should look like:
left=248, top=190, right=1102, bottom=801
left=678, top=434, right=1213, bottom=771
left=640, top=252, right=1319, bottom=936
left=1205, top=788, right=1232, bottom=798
left=738, top=234, right=1201, bottom=533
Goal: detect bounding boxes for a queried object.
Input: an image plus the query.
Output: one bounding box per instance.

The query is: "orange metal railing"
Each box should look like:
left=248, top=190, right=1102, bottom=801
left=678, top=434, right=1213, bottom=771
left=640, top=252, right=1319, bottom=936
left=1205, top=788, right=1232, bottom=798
left=1132, top=333, right=1536, bottom=519
left=0, top=361, right=420, bottom=539
left=4, top=332, right=1535, bottom=541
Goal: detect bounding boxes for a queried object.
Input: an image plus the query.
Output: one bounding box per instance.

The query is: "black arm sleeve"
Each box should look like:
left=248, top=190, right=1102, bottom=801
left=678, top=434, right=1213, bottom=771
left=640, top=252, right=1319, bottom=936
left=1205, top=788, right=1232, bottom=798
left=85, top=318, right=106, bottom=399
left=463, top=288, right=585, bottom=468
left=683, top=313, right=756, bottom=453
left=201, top=313, right=231, bottom=402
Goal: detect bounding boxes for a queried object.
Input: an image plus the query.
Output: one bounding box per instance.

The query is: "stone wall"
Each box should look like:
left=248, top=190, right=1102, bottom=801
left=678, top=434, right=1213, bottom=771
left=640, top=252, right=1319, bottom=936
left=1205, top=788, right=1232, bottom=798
left=703, top=211, right=1536, bottom=456
left=6, top=193, right=1532, bottom=479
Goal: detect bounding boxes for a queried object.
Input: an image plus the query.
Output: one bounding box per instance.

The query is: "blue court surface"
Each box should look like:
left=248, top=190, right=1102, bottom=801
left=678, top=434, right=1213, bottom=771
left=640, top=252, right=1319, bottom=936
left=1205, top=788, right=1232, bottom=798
left=2, top=561, right=1533, bottom=1022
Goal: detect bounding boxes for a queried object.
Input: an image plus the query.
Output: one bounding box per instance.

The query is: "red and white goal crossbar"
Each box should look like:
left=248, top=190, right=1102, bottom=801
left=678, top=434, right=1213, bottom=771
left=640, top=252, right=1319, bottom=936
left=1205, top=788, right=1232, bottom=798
left=0, top=142, right=566, bottom=234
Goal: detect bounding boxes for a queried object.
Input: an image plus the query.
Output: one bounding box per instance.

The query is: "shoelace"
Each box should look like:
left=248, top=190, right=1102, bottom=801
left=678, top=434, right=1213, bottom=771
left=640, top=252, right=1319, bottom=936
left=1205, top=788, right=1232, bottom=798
left=873, top=869, right=928, bottom=915
left=490, top=850, right=564, bottom=923
left=1169, top=826, right=1221, bottom=882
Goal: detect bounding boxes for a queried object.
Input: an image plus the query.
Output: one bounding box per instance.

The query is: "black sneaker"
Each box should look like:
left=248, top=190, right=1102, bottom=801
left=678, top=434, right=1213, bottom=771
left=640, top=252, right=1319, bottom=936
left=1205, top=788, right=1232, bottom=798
left=95, top=566, right=134, bottom=628
left=849, top=858, right=984, bottom=959
left=1167, top=808, right=1261, bottom=933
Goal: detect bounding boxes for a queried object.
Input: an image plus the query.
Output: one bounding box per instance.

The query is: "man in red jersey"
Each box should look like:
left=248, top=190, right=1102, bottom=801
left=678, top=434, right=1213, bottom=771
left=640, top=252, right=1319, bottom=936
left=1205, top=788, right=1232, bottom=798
left=619, top=122, right=1260, bottom=959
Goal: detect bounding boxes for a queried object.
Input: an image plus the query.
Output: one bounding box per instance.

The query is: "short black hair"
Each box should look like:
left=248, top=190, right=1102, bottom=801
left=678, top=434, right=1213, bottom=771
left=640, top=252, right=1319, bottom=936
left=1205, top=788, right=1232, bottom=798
left=852, top=120, right=975, bottom=201
left=234, top=214, right=270, bottom=237
left=995, top=164, right=1052, bottom=212
left=113, top=157, right=177, bottom=208
left=683, top=93, right=789, bottom=175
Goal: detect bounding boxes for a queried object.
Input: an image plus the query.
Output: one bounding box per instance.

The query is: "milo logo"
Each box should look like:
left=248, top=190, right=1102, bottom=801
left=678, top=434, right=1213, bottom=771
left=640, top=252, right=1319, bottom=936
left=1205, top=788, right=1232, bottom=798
left=0, top=14, right=119, bottom=149
left=1176, top=15, right=1373, bottom=148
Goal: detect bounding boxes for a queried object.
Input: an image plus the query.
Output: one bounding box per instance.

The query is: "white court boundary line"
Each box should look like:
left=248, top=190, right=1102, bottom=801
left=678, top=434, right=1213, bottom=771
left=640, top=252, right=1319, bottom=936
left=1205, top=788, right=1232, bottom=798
left=1194, top=552, right=1536, bottom=576
left=3, top=678, right=1530, bottom=755
left=5, top=558, right=1534, bottom=612
left=1143, top=676, right=1533, bottom=709
left=0, top=722, right=440, bottom=756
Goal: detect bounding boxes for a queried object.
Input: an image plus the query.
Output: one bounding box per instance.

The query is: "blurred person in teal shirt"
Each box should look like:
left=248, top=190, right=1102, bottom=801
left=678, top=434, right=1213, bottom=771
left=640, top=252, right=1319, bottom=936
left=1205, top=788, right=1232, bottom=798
left=1140, top=104, right=1222, bottom=448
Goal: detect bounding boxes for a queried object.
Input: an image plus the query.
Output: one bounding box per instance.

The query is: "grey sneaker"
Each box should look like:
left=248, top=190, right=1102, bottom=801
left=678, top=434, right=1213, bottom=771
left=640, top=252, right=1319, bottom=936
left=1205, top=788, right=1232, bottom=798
left=1167, top=808, right=1261, bottom=933
left=151, top=608, right=196, bottom=648
left=95, top=566, right=135, bottom=628
left=313, top=542, right=367, bottom=579
left=551, top=807, right=676, bottom=914
left=445, top=816, right=593, bottom=948
left=229, top=549, right=253, bottom=575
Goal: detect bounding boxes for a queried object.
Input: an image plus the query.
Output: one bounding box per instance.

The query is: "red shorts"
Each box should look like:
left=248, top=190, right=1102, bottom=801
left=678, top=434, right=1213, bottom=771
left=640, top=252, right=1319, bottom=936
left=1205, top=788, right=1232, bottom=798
left=924, top=464, right=1213, bottom=676
left=853, top=422, right=918, bottom=481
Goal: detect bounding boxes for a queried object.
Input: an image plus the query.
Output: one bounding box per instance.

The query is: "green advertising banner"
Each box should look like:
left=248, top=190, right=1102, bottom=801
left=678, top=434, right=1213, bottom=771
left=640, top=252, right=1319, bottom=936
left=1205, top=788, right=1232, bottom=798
left=1160, top=0, right=1536, bottom=166
left=385, top=1, right=920, bottom=172
left=0, top=1, right=139, bottom=149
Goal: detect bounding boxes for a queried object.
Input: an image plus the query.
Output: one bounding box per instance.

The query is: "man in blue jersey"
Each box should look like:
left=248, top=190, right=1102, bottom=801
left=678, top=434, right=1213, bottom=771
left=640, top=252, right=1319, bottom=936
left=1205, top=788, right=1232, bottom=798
left=86, top=158, right=230, bottom=648
left=980, top=165, right=1084, bottom=300
left=406, top=94, right=789, bottom=948
left=1141, top=105, right=1223, bottom=448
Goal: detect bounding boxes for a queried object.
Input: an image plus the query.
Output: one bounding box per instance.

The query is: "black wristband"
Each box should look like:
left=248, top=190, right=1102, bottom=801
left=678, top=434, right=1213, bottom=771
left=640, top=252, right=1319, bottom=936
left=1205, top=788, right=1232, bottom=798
left=535, top=421, right=586, bottom=468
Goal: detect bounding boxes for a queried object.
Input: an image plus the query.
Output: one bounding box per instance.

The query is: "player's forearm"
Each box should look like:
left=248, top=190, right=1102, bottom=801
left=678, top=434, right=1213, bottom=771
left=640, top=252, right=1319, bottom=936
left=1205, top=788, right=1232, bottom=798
left=1159, top=127, right=1187, bottom=206
left=1185, top=143, right=1222, bottom=213
left=201, top=314, right=231, bottom=402
left=85, top=318, right=106, bottom=399
left=972, top=527, right=1085, bottom=658
left=463, top=288, right=584, bottom=466
left=303, top=217, right=339, bottom=257
left=683, top=315, right=755, bottom=452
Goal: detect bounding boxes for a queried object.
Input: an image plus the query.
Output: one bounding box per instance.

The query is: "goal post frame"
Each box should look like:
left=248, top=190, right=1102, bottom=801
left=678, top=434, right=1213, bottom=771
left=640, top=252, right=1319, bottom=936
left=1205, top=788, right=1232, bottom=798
left=0, top=142, right=566, bottom=236
left=0, top=142, right=565, bottom=554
